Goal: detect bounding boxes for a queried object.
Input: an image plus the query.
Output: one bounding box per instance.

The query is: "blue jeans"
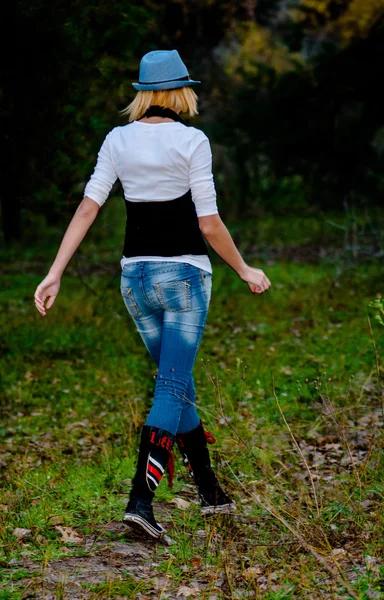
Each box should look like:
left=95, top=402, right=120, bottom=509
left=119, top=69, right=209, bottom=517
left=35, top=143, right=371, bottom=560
left=120, top=261, right=212, bottom=435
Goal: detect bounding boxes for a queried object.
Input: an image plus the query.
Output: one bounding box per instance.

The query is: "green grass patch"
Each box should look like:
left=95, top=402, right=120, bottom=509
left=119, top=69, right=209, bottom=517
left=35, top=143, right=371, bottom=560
left=82, top=577, right=147, bottom=598
left=1, top=212, right=383, bottom=598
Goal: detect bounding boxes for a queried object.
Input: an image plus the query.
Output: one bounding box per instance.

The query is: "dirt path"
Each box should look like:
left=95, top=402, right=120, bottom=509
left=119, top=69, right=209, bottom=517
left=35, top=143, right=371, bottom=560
left=10, top=521, right=164, bottom=599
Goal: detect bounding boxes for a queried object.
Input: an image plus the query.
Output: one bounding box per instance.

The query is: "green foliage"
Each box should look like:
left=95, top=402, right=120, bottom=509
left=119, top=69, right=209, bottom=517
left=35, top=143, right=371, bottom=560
left=369, top=298, right=384, bottom=327
left=83, top=579, right=146, bottom=598
left=2, top=1, right=384, bottom=241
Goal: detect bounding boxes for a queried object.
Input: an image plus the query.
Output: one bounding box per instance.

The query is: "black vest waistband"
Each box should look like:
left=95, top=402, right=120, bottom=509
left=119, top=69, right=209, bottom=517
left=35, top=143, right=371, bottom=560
left=123, top=190, right=208, bottom=258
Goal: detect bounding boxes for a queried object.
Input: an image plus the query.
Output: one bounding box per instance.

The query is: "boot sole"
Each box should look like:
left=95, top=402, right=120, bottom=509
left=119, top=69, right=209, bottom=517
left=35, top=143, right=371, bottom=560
left=201, top=502, right=237, bottom=515
left=123, top=513, right=164, bottom=539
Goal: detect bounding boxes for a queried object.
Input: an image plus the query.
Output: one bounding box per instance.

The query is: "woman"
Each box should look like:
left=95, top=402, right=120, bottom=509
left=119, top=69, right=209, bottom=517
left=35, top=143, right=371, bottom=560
left=34, top=50, right=271, bottom=539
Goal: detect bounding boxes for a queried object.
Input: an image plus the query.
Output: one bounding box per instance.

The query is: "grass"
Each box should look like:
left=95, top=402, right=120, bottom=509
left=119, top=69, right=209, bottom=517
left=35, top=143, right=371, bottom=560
left=0, top=205, right=383, bottom=599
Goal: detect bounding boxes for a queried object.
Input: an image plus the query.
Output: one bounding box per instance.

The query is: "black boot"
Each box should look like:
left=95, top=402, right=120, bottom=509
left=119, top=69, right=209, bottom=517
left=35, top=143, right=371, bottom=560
left=123, top=425, right=175, bottom=538
left=176, top=422, right=236, bottom=514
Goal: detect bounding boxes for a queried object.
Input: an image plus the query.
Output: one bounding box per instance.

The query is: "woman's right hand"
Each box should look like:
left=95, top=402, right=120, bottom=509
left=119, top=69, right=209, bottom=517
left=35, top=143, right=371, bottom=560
left=239, top=265, right=271, bottom=294
left=34, top=273, right=61, bottom=316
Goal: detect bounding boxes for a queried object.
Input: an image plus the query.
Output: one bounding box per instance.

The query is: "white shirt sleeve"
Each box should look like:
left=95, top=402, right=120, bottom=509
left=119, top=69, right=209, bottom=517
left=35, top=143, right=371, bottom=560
left=83, top=131, right=118, bottom=206
left=189, top=133, right=219, bottom=217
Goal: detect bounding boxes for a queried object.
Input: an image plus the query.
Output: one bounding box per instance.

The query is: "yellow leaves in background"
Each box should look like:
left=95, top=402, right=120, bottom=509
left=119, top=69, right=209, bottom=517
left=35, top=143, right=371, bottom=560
left=338, top=0, right=384, bottom=40
left=222, top=23, right=298, bottom=83
left=219, top=0, right=383, bottom=87
left=292, top=0, right=384, bottom=43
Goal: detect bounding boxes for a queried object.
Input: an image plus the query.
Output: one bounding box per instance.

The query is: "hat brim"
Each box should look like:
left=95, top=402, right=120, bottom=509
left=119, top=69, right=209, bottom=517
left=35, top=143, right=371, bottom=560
left=132, top=79, right=200, bottom=91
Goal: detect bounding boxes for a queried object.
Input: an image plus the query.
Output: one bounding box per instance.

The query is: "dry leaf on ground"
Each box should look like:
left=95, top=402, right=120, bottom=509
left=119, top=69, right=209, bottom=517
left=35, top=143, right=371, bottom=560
left=54, top=525, right=83, bottom=544
left=171, top=497, right=191, bottom=509
left=13, top=528, right=32, bottom=539
left=243, top=566, right=263, bottom=580
left=176, top=585, right=198, bottom=597
left=191, top=557, right=201, bottom=568
left=48, top=515, right=64, bottom=525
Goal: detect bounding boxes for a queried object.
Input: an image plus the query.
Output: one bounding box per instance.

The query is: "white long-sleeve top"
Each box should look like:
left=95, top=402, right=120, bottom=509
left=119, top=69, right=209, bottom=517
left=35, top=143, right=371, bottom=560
left=84, top=120, right=219, bottom=273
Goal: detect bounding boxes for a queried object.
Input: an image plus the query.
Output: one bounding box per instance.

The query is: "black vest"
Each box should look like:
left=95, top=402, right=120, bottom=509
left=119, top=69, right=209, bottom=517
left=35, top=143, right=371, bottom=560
left=123, top=106, right=208, bottom=258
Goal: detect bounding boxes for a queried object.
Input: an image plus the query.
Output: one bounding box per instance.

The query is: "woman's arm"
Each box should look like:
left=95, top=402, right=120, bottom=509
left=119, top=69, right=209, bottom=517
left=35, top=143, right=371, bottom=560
left=35, top=130, right=118, bottom=316
left=34, top=197, right=100, bottom=316
left=198, top=214, right=271, bottom=294
left=189, top=134, right=271, bottom=294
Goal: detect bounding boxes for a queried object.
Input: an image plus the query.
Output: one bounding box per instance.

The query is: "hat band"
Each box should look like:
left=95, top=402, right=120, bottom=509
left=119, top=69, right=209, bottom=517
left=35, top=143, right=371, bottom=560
left=137, top=74, right=190, bottom=85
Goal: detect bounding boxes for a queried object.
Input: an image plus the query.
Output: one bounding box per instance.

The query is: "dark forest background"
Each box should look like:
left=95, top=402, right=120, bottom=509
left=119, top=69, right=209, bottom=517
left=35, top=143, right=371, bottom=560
left=2, top=0, right=384, bottom=243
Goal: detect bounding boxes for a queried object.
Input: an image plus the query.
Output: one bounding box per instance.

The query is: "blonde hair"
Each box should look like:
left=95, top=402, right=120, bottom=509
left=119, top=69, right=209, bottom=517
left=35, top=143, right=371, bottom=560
left=120, top=87, right=198, bottom=122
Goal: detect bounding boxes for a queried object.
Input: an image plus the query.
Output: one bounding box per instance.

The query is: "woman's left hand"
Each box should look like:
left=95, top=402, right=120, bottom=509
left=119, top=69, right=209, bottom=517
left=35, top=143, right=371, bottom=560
left=34, top=273, right=61, bottom=316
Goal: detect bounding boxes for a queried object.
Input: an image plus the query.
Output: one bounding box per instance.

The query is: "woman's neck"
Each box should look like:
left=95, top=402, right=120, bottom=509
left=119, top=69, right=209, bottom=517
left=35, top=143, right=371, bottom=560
left=138, top=105, right=185, bottom=124
left=139, top=116, right=175, bottom=123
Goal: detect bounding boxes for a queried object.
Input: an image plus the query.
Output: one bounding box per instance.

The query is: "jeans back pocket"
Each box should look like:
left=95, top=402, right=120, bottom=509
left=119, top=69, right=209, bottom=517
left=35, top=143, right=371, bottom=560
left=153, top=281, right=192, bottom=312
left=121, top=286, right=143, bottom=319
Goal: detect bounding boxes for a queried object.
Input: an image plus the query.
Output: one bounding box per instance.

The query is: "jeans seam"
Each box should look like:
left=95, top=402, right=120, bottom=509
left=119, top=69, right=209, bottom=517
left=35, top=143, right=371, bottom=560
left=148, top=267, right=194, bottom=276
left=139, top=277, right=158, bottom=310
left=198, top=268, right=205, bottom=286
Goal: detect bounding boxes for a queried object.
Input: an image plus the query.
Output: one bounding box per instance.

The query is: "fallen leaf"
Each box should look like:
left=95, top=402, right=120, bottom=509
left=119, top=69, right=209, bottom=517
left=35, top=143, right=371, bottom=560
left=171, top=498, right=191, bottom=510
left=54, top=525, right=83, bottom=544
left=49, top=515, right=64, bottom=525
left=365, top=555, right=379, bottom=568
left=13, top=528, right=32, bottom=539
left=243, top=566, right=262, bottom=580
left=153, top=577, right=171, bottom=591
left=192, top=557, right=202, bottom=568
left=204, top=570, right=219, bottom=581
left=163, top=535, right=175, bottom=546
left=65, top=421, right=89, bottom=431
left=176, top=585, right=198, bottom=597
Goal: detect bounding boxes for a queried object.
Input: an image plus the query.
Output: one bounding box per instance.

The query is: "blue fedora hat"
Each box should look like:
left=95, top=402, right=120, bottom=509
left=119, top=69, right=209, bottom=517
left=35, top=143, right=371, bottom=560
left=132, top=50, right=200, bottom=91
